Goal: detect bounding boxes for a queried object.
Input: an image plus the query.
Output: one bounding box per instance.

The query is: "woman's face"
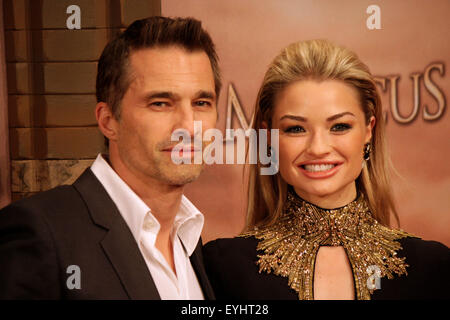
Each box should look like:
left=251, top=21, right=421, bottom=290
left=270, top=80, right=375, bottom=208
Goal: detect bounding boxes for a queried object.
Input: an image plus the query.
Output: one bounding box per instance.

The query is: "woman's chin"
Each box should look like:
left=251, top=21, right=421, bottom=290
left=292, top=188, right=334, bottom=201
left=291, top=184, right=356, bottom=206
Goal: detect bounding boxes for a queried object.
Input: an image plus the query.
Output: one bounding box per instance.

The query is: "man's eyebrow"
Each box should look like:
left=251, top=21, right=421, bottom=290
left=195, top=90, right=216, bottom=100
left=144, top=91, right=179, bottom=100
left=280, top=112, right=356, bottom=122
left=144, top=91, right=216, bottom=101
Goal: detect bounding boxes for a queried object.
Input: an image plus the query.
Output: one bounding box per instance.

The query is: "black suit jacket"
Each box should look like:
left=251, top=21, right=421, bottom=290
left=0, top=169, right=215, bottom=300
left=203, top=236, right=450, bottom=300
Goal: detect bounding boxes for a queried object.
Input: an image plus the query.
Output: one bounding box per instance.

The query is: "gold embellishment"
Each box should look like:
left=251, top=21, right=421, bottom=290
left=241, top=190, right=416, bottom=300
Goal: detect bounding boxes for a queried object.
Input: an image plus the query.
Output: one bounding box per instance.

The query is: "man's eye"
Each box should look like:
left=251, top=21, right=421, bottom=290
left=195, top=100, right=212, bottom=107
left=284, top=125, right=305, bottom=133
left=331, top=123, right=352, bottom=132
left=150, top=101, right=169, bottom=107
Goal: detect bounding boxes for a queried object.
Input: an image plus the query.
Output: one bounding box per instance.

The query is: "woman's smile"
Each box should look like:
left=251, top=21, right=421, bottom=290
left=297, top=161, right=343, bottom=179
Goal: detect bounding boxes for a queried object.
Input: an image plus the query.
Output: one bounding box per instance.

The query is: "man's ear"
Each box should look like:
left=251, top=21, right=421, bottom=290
left=96, top=102, right=119, bottom=142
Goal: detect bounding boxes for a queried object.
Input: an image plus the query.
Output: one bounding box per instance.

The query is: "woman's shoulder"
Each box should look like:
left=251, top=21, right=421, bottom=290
left=204, top=235, right=258, bottom=250
left=372, top=236, right=450, bottom=299
left=202, top=235, right=263, bottom=276
left=203, top=235, right=259, bottom=261
left=202, top=235, right=299, bottom=299
left=398, top=236, right=450, bottom=264
left=397, top=236, right=450, bottom=281
left=399, top=235, right=449, bottom=249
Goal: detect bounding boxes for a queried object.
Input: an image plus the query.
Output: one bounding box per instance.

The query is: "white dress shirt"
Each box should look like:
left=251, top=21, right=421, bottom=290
left=90, top=154, right=205, bottom=300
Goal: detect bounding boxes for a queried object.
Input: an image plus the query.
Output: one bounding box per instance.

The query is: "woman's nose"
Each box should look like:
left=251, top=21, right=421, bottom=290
left=305, top=131, right=331, bottom=157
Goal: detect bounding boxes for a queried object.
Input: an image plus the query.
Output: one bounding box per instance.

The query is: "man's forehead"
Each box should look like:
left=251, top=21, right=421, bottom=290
left=129, top=46, right=211, bottom=70
left=126, top=47, right=214, bottom=91
left=127, top=47, right=211, bottom=78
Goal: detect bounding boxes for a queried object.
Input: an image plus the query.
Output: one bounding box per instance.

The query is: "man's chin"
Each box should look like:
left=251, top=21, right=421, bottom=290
left=160, top=164, right=204, bottom=186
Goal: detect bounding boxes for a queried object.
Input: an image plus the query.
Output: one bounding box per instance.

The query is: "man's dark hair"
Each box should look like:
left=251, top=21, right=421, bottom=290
left=96, top=16, right=221, bottom=120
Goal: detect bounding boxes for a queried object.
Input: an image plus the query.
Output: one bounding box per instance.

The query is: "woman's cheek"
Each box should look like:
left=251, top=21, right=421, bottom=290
left=277, top=137, right=302, bottom=182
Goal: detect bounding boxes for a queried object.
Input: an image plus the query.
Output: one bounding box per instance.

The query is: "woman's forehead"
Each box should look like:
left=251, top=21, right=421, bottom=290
left=272, top=80, right=364, bottom=120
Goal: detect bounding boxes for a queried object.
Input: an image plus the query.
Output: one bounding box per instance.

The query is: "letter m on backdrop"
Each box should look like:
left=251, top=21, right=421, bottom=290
left=225, top=84, right=254, bottom=141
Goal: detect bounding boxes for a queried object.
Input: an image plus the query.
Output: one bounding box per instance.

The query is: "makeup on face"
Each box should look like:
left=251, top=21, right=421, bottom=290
left=271, top=80, right=374, bottom=208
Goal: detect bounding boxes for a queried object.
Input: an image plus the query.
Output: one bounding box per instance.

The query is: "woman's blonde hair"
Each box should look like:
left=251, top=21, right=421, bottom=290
left=246, top=39, right=399, bottom=230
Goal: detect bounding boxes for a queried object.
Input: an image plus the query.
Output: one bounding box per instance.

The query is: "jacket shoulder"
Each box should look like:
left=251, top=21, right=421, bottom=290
left=4, top=185, right=78, bottom=209
left=0, top=187, right=77, bottom=299
left=0, top=185, right=88, bottom=224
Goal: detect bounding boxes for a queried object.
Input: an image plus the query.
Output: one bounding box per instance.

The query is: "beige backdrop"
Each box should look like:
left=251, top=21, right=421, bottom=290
left=163, top=0, right=450, bottom=246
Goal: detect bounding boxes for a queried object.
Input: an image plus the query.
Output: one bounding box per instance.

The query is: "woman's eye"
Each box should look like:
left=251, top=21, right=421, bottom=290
left=331, top=123, right=352, bottom=132
left=284, top=125, right=305, bottom=133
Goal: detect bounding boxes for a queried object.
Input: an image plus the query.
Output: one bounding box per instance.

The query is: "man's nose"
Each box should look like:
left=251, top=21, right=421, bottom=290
left=305, top=131, right=331, bottom=157
left=176, top=104, right=196, bottom=138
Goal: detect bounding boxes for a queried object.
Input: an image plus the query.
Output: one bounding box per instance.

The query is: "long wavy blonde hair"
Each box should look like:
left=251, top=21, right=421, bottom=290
left=245, top=39, right=399, bottom=230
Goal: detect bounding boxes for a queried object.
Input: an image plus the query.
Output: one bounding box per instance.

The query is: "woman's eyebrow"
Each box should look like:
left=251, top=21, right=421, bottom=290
left=280, top=112, right=355, bottom=122
left=326, top=112, right=355, bottom=121
left=279, top=114, right=307, bottom=122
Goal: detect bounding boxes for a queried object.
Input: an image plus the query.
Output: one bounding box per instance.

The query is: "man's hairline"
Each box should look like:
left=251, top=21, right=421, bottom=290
left=112, top=44, right=219, bottom=119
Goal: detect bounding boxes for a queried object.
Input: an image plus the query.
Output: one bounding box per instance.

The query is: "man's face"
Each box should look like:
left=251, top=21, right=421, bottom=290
left=110, top=46, right=218, bottom=186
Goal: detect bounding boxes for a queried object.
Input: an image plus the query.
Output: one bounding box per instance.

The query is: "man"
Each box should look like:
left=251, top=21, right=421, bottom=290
left=0, top=16, right=220, bottom=299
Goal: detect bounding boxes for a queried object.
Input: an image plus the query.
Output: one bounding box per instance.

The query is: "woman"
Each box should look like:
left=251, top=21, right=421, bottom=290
left=203, top=39, right=449, bottom=300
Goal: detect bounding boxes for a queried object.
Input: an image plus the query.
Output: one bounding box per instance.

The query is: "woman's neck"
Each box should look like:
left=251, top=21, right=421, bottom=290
left=293, top=183, right=357, bottom=210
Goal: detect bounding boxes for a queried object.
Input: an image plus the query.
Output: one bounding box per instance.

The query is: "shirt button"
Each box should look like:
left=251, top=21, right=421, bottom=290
left=143, top=219, right=155, bottom=230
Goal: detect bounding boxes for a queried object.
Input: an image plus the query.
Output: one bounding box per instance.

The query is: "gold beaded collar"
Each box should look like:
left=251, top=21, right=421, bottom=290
left=241, top=189, right=416, bottom=300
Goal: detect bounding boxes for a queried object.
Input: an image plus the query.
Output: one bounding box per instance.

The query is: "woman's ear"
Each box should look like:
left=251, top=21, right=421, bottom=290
left=96, top=102, right=119, bottom=142
left=365, top=116, right=376, bottom=143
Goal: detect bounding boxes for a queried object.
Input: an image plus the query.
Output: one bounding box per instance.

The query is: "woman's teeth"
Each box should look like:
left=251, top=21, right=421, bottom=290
left=303, top=164, right=336, bottom=172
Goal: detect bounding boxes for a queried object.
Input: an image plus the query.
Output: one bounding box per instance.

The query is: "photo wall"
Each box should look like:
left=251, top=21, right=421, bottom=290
left=162, top=0, right=450, bottom=245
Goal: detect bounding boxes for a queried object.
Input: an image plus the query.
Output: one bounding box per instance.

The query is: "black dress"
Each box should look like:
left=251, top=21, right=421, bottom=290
left=203, top=236, right=450, bottom=300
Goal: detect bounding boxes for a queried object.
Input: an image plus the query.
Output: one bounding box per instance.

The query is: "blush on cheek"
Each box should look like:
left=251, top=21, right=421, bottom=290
left=277, top=139, right=305, bottom=184
left=277, top=160, right=299, bottom=188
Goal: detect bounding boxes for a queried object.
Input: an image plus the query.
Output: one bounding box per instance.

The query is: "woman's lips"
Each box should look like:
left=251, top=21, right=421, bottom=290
left=297, top=162, right=342, bottom=179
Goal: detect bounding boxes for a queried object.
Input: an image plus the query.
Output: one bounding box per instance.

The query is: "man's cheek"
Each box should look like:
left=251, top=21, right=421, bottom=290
left=201, top=112, right=218, bottom=128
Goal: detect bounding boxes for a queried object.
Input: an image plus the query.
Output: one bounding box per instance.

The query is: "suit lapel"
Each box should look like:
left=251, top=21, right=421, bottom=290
left=101, top=223, right=160, bottom=300
left=73, top=168, right=160, bottom=300
left=190, top=239, right=216, bottom=300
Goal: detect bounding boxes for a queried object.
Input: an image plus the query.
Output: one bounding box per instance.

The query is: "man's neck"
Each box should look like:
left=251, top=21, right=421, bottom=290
left=107, top=153, right=183, bottom=274
left=106, top=153, right=184, bottom=232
